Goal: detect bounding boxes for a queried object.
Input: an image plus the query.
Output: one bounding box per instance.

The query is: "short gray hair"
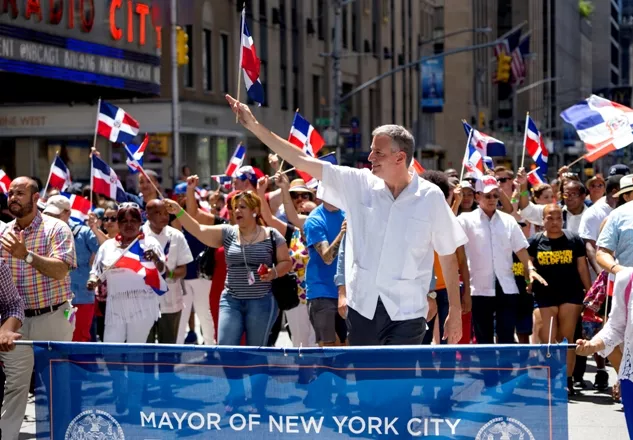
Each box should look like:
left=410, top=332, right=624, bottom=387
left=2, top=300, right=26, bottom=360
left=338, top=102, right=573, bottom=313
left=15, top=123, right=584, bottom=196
left=371, top=124, right=415, bottom=167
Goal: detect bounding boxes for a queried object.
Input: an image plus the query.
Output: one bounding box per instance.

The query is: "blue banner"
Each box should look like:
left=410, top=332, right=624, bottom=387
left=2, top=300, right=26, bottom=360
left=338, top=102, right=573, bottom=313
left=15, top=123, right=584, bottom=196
left=33, top=343, right=568, bottom=439
left=421, top=58, right=445, bottom=113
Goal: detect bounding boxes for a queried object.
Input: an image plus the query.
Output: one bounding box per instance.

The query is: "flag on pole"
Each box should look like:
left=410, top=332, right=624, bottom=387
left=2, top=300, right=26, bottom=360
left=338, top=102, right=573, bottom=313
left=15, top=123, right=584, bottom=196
left=524, top=115, right=548, bottom=184
left=113, top=238, right=168, bottom=295
left=462, top=145, right=485, bottom=178
left=212, top=175, right=233, bottom=190
left=560, top=95, right=633, bottom=162
left=126, top=134, right=149, bottom=174
left=511, top=35, right=530, bottom=85
left=225, top=144, right=247, bottom=177
left=462, top=121, right=506, bottom=157
left=48, top=156, right=72, bottom=191
left=492, top=28, right=522, bottom=84
left=0, top=170, right=11, bottom=193
left=288, top=112, right=326, bottom=184
left=239, top=8, right=264, bottom=105
left=91, top=155, right=127, bottom=202
left=97, top=101, right=140, bottom=144
left=59, top=192, right=91, bottom=224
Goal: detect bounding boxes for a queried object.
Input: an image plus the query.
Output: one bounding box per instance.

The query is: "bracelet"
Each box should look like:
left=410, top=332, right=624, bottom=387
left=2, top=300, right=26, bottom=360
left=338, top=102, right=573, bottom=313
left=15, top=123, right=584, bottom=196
left=529, top=267, right=537, bottom=272
left=525, top=279, right=532, bottom=286
left=176, top=208, right=185, bottom=219
left=272, top=266, right=278, bottom=279
left=520, top=190, right=530, bottom=197
left=511, top=198, right=518, bottom=204
left=610, top=263, right=619, bottom=272
left=168, top=270, right=174, bottom=280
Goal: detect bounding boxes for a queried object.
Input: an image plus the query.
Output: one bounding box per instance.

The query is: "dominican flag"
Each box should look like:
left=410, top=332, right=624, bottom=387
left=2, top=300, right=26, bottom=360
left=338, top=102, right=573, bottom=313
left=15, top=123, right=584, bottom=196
left=91, top=155, right=127, bottom=203
left=125, top=134, right=149, bottom=174
left=288, top=112, right=326, bottom=184
left=463, top=145, right=485, bottom=178
left=225, top=144, right=246, bottom=177
left=524, top=115, right=548, bottom=185
left=462, top=121, right=506, bottom=157
left=213, top=175, right=233, bottom=190
left=48, top=156, right=72, bottom=191
left=561, top=95, right=633, bottom=162
left=239, top=8, right=264, bottom=105
left=97, top=101, right=140, bottom=144
left=59, top=192, right=91, bottom=224
left=114, top=238, right=168, bottom=295
left=0, top=170, right=11, bottom=193
left=302, top=153, right=338, bottom=188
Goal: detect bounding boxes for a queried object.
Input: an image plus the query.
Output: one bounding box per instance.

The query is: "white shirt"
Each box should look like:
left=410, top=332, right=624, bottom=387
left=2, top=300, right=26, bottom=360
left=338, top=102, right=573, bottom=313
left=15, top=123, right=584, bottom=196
left=142, top=223, right=193, bottom=314
left=318, top=163, right=468, bottom=321
left=520, top=202, right=587, bottom=233
left=579, top=197, right=613, bottom=241
left=457, top=208, right=529, bottom=297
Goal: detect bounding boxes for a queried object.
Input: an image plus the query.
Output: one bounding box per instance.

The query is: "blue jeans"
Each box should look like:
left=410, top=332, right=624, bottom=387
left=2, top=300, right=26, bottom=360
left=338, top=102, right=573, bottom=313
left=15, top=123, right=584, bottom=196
left=422, top=288, right=449, bottom=345
left=218, top=291, right=278, bottom=346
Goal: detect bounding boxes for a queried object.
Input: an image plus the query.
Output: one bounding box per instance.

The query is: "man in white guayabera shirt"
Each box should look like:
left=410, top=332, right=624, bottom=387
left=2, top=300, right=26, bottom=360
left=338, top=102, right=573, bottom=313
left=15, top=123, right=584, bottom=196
left=225, top=94, right=468, bottom=345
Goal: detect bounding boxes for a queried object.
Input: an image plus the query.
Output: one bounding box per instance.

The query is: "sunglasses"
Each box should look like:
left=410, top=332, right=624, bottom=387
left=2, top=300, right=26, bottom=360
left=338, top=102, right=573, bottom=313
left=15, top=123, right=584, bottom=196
left=497, top=177, right=511, bottom=183
left=483, top=193, right=500, bottom=200
left=102, top=216, right=117, bottom=222
left=291, top=193, right=312, bottom=200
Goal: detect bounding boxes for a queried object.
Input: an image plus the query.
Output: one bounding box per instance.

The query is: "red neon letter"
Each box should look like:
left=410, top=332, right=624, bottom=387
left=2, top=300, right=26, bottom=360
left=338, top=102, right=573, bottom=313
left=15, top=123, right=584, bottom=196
left=154, top=25, right=161, bottom=49
left=48, top=0, right=62, bottom=24
left=2, top=0, right=18, bottom=19
left=135, top=2, right=149, bottom=46
left=80, top=0, right=94, bottom=32
left=67, top=0, right=74, bottom=28
left=126, top=0, right=133, bottom=42
left=109, top=0, right=122, bottom=40
left=25, top=0, right=42, bottom=21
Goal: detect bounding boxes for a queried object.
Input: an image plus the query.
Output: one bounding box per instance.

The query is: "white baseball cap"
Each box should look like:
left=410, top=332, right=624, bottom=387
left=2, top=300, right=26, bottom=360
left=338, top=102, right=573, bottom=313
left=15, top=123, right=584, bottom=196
left=460, top=180, right=474, bottom=191
left=475, top=175, right=500, bottom=194
left=43, top=195, right=71, bottom=215
left=614, top=174, right=633, bottom=197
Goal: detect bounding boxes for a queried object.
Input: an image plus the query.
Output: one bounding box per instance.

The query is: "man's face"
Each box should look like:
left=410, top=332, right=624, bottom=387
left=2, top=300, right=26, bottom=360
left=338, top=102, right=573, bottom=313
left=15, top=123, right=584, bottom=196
left=146, top=202, right=169, bottom=231
left=368, top=135, right=405, bottom=180
left=7, top=178, right=36, bottom=219
left=476, top=188, right=500, bottom=211
left=543, top=205, right=564, bottom=233
left=562, top=182, right=584, bottom=211
left=494, top=172, right=513, bottom=196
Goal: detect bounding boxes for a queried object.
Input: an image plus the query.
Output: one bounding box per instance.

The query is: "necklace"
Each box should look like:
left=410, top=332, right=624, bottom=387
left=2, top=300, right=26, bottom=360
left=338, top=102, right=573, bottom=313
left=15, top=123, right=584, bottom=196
left=239, top=226, right=261, bottom=245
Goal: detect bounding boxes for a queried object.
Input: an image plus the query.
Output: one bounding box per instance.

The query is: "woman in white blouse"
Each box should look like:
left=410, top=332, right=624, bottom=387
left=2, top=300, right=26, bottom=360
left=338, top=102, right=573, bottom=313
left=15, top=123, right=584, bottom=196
left=576, top=268, right=633, bottom=433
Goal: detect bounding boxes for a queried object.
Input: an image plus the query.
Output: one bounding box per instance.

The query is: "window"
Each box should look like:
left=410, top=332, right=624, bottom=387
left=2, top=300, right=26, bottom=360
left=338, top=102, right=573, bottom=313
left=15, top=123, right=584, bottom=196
left=184, top=25, right=194, bottom=88
left=291, top=0, right=299, bottom=65
left=352, top=1, right=359, bottom=52
left=312, top=75, right=321, bottom=121
left=202, top=29, right=212, bottom=91
left=280, top=66, right=288, bottom=109
left=317, top=0, right=324, bottom=40
left=220, top=33, right=229, bottom=93
left=292, top=68, right=299, bottom=111
left=342, top=5, right=348, bottom=49
left=372, top=0, right=378, bottom=56
left=260, top=61, right=268, bottom=106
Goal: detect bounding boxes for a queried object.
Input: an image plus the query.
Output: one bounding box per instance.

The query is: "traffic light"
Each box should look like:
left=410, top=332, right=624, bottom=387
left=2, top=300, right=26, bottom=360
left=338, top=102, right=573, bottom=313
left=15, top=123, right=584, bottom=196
left=496, top=54, right=512, bottom=83
left=176, top=26, right=189, bottom=66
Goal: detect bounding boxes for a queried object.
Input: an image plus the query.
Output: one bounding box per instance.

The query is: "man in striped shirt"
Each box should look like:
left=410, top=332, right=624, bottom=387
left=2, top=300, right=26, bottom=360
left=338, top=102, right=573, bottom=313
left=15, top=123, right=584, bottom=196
left=0, top=177, right=76, bottom=440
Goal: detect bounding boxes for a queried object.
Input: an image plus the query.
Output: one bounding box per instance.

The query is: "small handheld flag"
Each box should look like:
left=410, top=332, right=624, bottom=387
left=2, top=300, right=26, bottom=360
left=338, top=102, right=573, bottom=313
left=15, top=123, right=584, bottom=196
left=225, top=144, right=247, bottom=177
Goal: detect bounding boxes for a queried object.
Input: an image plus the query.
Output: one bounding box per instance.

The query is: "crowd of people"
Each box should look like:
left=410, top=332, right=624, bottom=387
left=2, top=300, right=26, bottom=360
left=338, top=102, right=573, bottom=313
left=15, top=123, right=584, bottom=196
left=0, top=93, right=629, bottom=437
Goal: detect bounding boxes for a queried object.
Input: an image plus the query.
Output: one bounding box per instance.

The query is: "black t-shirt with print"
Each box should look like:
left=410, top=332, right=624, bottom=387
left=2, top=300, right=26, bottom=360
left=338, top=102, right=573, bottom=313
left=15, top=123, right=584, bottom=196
left=528, top=231, right=586, bottom=300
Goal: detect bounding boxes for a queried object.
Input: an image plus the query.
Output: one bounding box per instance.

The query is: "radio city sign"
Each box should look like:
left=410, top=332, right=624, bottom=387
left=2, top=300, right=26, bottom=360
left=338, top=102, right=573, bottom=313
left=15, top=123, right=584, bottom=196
left=0, top=0, right=162, bottom=94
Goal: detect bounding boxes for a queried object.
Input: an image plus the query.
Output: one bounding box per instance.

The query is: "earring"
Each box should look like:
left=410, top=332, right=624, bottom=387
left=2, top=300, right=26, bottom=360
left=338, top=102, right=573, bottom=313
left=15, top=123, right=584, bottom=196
left=252, top=213, right=257, bottom=218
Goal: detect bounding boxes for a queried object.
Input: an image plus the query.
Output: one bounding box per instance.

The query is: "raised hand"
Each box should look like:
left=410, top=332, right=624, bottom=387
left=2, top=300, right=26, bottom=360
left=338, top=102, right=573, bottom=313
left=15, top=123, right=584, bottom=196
left=163, top=199, right=182, bottom=215
left=187, top=175, right=199, bottom=189
left=225, top=94, right=258, bottom=131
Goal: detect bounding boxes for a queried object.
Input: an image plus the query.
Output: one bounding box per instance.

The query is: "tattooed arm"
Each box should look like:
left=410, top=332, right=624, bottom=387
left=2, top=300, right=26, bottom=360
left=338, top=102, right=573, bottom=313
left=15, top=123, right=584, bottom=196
left=312, top=221, right=347, bottom=265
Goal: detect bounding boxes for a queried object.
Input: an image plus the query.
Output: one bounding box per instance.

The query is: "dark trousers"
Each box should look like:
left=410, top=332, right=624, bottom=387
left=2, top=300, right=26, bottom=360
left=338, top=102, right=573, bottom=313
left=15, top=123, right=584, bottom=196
left=0, top=364, right=4, bottom=440
left=472, top=282, right=519, bottom=344
left=147, top=311, right=182, bottom=344
left=347, top=298, right=426, bottom=346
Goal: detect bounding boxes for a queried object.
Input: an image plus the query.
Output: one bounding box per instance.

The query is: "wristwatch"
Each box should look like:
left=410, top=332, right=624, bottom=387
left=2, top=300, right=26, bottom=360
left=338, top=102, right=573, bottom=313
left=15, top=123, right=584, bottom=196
left=428, top=291, right=437, bottom=299
left=25, top=252, right=34, bottom=265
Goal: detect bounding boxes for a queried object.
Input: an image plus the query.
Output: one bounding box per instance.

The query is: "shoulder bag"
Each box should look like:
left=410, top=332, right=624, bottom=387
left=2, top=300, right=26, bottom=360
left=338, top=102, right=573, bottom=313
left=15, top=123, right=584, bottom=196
left=269, top=229, right=299, bottom=311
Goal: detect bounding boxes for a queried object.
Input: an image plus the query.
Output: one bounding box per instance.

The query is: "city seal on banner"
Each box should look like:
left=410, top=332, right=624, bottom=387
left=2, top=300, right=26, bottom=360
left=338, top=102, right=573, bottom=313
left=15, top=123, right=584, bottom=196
left=65, top=409, right=125, bottom=440
left=476, top=417, right=535, bottom=440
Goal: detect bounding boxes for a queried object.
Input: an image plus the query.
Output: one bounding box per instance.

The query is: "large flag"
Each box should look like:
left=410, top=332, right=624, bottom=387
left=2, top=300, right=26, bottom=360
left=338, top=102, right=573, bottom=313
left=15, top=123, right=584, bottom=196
left=113, top=238, right=167, bottom=295
left=125, top=134, right=149, bottom=174
left=524, top=115, right=548, bottom=185
left=561, top=95, right=633, bottom=162
left=288, top=112, right=326, bottom=184
left=91, top=155, right=127, bottom=202
left=511, top=35, right=530, bottom=85
left=0, top=170, right=11, bottom=193
left=493, top=28, right=522, bottom=83
left=239, top=8, right=264, bottom=105
left=97, top=101, right=140, bottom=144
left=59, top=192, right=91, bottom=224
left=225, top=144, right=247, bottom=177
left=462, top=121, right=506, bottom=157
left=48, top=156, right=72, bottom=191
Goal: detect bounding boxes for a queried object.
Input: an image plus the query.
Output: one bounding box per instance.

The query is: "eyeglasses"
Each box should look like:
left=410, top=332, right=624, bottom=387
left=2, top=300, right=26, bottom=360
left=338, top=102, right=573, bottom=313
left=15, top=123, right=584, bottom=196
left=102, top=216, right=117, bottom=222
left=291, top=193, right=312, bottom=200
left=484, top=193, right=500, bottom=200
left=119, top=202, right=141, bottom=210
left=590, top=183, right=605, bottom=189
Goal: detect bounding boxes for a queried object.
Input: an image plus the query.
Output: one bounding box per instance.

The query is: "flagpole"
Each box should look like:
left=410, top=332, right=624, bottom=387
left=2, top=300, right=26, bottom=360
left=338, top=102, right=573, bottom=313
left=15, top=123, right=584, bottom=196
left=567, top=155, right=586, bottom=168
left=123, top=143, right=164, bottom=199
left=40, top=151, right=57, bottom=200
left=459, top=127, right=474, bottom=181
left=235, top=4, right=246, bottom=124
left=89, top=149, right=95, bottom=208
left=520, top=111, right=529, bottom=169
left=92, top=98, right=101, bottom=150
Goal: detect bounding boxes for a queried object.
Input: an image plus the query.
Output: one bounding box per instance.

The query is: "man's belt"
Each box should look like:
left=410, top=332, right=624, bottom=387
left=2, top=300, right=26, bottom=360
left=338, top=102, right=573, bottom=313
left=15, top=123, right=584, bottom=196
left=24, top=302, right=66, bottom=318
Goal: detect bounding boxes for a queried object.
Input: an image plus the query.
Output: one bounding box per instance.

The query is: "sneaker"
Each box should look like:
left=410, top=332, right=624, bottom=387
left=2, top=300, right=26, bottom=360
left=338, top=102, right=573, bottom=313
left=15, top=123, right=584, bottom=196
left=185, top=330, right=198, bottom=344
left=594, top=369, right=609, bottom=391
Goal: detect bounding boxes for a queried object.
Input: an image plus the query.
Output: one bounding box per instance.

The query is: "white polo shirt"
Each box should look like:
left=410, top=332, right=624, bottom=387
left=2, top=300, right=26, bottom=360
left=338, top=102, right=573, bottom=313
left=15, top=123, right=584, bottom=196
left=318, top=163, right=468, bottom=321
left=457, top=208, right=529, bottom=297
